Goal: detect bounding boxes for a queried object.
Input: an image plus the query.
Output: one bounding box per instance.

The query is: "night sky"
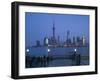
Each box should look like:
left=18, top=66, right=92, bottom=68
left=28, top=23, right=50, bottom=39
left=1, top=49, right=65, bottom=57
left=25, top=12, right=89, bottom=47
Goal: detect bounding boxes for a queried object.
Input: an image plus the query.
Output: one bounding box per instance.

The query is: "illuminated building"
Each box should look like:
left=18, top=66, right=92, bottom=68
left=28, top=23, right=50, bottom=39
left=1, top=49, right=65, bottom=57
left=82, top=36, right=86, bottom=46
left=44, top=37, right=49, bottom=46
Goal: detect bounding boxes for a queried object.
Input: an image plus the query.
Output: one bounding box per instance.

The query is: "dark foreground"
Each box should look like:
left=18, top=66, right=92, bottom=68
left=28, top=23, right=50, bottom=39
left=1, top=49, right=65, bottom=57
left=26, top=54, right=89, bottom=68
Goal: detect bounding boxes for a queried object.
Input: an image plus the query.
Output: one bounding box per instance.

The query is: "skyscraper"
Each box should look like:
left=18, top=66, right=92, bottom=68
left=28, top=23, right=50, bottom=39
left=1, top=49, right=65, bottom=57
left=66, top=30, right=70, bottom=45
left=53, top=21, right=55, bottom=40
left=52, top=21, right=57, bottom=45
left=67, top=30, right=70, bottom=40
left=36, top=40, right=41, bottom=47
left=44, top=37, right=49, bottom=46
left=57, top=35, right=60, bottom=45
left=73, top=36, right=76, bottom=45
left=82, top=36, right=86, bottom=46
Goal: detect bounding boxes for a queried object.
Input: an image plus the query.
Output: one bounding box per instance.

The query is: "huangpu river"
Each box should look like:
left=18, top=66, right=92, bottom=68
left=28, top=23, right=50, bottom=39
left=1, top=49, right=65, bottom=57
left=26, top=46, right=89, bottom=68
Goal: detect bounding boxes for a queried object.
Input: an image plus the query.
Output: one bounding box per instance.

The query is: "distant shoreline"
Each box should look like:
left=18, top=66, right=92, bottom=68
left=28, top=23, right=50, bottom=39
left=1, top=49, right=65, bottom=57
left=26, top=45, right=88, bottom=48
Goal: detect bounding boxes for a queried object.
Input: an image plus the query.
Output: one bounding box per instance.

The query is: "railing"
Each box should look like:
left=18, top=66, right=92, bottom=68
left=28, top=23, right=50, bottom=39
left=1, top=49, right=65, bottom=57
left=26, top=53, right=89, bottom=68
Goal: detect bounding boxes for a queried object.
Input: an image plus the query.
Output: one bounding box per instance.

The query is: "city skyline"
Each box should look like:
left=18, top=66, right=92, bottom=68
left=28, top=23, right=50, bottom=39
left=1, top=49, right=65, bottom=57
left=25, top=12, right=89, bottom=47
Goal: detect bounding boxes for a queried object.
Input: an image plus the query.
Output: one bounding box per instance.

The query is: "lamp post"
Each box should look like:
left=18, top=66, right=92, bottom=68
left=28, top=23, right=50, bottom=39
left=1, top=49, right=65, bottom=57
left=73, top=48, right=81, bottom=65
left=74, top=48, right=77, bottom=54
left=47, top=48, right=50, bottom=55
left=26, top=48, right=29, bottom=52
left=72, top=48, right=77, bottom=65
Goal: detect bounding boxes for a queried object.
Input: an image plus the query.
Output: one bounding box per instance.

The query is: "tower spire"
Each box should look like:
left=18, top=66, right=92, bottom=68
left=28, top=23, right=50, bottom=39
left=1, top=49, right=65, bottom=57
left=53, top=20, right=55, bottom=40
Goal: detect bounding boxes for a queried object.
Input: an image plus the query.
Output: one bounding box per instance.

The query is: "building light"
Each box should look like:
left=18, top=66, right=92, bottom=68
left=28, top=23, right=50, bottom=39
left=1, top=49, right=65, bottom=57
left=82, top=36, right=86, bottom=45
left=26, top=49, right=29, bottom=52
left=47, top=48, right=50, bottom=52
left=74, top=48, right=77, bottom=52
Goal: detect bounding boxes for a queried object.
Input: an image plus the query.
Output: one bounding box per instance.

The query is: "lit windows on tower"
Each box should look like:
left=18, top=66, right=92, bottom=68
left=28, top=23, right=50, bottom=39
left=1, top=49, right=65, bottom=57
left=82, top=36, right=86, bottom=46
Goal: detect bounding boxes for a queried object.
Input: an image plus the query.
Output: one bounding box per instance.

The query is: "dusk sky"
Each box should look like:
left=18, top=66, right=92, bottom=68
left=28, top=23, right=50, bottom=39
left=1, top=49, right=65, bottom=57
left=25, top=12, right=89, bottom=47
